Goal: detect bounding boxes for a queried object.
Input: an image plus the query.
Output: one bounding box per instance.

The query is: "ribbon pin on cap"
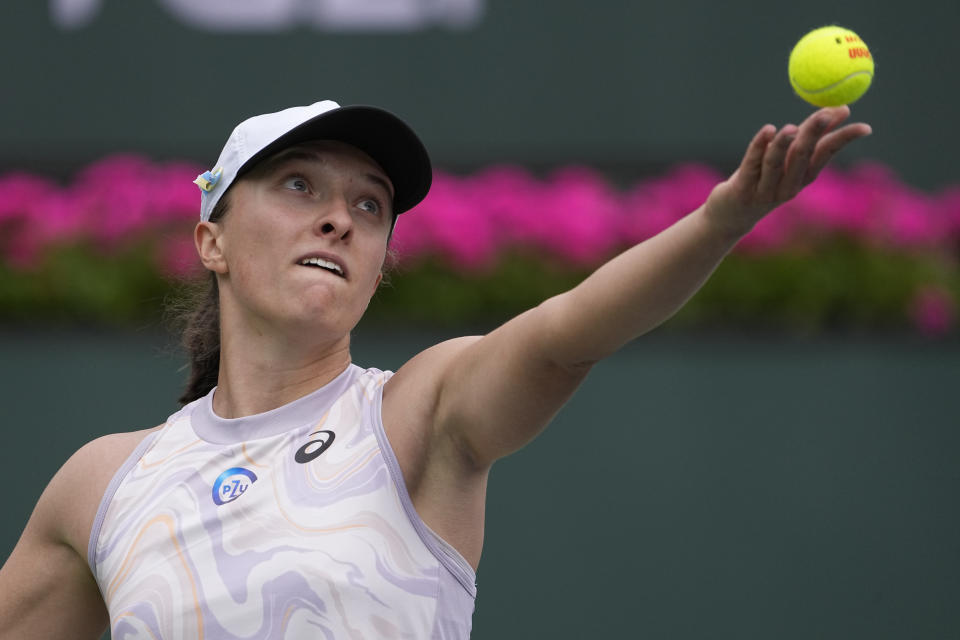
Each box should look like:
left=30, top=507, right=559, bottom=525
left=194, top=167, right=223, bottom=192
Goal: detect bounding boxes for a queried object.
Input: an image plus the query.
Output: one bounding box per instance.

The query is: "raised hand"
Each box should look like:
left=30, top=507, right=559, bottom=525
left=705, top=106, right=873, bottom=237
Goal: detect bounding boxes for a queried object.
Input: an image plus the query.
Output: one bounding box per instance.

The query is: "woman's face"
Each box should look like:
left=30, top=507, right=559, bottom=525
left=202, top=140, right=396, bottom=339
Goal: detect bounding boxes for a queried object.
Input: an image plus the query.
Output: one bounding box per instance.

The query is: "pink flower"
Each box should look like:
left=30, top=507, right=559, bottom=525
left=0, top=173, right=65, bottom=267
left=469, top=166, right=544, bottom=251
left=1, top=155, right=959, bottom=324
left=394, top=172, right=499, bottom=270
left=0, top=174, right=56, bottom=223
left=935, top=187, right=960, bottom=243
left=791, top=166, right=878, bottom=238
left=65, top=155, right=202, bottom=250
left=621, top=165, right=723, bottom=245
left=738, top=208, right=796, bottom=254
left=148, top=161, right=206, bottom=225
left=535, top=167, right=622, bottom=266
left=882, top=190, right=943, bottom=249
left=158, top=235, right=204, bottom=279
left=70, top=155, right=159, bottom=247
left=909, top=285, right=956, bottom=336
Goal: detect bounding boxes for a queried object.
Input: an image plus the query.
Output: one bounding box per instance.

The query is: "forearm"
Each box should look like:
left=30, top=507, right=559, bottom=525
left=433, top=108, right=869, bottom=466
left=547, top=203, right=745, bottom=365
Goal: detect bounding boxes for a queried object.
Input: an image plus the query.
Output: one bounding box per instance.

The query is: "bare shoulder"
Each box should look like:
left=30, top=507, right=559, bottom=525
left=0, top=424, right=164, bottom=639
left=382, top=335, right=483, bottom=475
left=51, top=425, right=165, bottom=557
left=381, top=336, right=488, bottom=569
left=382, top=336, right=481, bottom=484
left=385, top=335, right=483, bottom=403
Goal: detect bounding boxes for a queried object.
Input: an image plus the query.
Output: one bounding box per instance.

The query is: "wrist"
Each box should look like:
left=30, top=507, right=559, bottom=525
left=698, top=196, right=756, bottom=246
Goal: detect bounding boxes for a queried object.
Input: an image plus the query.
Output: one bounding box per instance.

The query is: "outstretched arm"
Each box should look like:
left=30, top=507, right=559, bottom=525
left=395, top=106, right=871, bottom=471
left=539, top=106, right=871, bottom=367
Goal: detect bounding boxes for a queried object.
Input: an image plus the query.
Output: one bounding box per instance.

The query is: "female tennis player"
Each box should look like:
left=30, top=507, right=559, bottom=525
left=0, top=100, right=870, bottom=639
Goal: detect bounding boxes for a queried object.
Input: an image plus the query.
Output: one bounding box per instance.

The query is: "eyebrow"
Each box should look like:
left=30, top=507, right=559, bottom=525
left=263, top=148, right=395, bottom=200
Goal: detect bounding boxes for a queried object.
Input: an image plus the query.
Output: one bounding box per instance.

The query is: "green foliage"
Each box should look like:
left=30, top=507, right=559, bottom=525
left=368, top=252, right=585, bottom=325
left=0, top=243, right=171, bottom=324
left=1, top=242, right=956, bottom=334
left=678, top=240, right=959, bottom=331
left=365, top=244, right=959, bottom=333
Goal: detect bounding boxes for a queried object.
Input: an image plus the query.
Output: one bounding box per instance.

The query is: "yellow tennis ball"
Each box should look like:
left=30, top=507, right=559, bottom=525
left=788, top=25, right=874, bottom=107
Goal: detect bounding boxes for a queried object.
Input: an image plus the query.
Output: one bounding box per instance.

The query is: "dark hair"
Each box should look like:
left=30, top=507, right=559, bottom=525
left=175, top=194, right=231, bottom=405
left=172, top=186, right=399, bottom=406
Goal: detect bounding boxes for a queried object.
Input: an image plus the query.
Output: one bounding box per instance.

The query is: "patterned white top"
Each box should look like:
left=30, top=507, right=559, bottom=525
left=88, top=365, right=477, bottom=639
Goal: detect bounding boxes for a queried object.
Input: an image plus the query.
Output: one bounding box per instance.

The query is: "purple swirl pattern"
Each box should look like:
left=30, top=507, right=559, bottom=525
left=92, top=368, right=475, bottom=639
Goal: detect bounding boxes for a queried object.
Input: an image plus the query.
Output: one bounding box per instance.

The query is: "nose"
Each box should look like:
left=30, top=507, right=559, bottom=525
left=314, top=194, right=353, bottom=240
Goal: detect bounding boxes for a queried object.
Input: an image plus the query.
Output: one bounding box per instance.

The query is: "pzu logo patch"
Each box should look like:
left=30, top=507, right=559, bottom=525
left=212, top=467, right=257, bottom=505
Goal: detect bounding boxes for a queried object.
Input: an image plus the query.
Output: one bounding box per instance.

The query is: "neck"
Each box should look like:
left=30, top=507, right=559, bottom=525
left=213, top=316, right=353, bottom=419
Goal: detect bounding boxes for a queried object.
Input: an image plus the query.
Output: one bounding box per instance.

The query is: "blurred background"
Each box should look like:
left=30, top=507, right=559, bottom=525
left=1, top=1, right=958, bottom=638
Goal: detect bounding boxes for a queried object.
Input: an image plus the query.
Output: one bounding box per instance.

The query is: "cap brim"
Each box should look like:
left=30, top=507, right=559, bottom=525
left=238, top=105, right=431, bottom=215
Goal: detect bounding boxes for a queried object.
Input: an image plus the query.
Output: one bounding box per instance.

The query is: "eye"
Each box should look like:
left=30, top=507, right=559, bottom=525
left=283, top=176, right=309, bottom=192
left=357, top=198, right=382, bottom=215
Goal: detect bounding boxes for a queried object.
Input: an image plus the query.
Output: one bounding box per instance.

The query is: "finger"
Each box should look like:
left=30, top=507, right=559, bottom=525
left=786, top=105, right=850, bottom=186
left=803, top=122, right=873, bottom=185
left=797, top=107, right=856, bottom=175
left=778, top=107, right=850, bottom=199
left=815, top=105, right=852, bottom=136
left=738, top=124, right=777, bottom=186
left=779, top=115, right=829, bottom=198
left=756, top=124, right=797, bottom=201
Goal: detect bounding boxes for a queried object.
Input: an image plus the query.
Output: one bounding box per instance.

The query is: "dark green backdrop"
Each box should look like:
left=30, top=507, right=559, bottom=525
left=2, top=1, right=959, bottom=637
left=1, top=1, right=958, bottom=189
left=2, top=326, right=957, bottom=638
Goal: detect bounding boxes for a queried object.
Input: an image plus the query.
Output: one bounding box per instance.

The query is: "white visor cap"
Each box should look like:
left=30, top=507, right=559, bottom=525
left=195, top=100, right=432, bottom=222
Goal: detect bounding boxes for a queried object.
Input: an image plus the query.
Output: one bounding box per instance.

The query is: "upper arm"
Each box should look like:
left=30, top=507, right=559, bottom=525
left=0, top=519, right=108, bottom=640
left=0, top=447, right=110, bottom=639
left=443, top=296, right=594, bottom=466
left=0, top=427, right=160, bottom=640
left=390, top=293, right=593, bottom=471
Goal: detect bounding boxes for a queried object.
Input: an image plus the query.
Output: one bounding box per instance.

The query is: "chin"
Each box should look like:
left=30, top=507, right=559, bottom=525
left=283, top=304, right=362, bottom=338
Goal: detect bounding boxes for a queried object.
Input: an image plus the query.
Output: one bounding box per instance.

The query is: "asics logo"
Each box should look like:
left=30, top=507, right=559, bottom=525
left=295, top=430, right=336, bottom=464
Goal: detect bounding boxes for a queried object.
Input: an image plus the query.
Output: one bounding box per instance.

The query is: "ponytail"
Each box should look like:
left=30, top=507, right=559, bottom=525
left=171, top=193, right=230, bottom=405
left=177, top=272, right=221, bottom=404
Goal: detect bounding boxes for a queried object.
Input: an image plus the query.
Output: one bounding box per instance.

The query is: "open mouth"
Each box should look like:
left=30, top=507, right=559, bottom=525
left=299, top=256, right=346, bottom=278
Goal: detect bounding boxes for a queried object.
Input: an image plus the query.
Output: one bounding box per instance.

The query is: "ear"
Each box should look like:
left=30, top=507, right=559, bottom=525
left=195, top=221, right=228, bottom=275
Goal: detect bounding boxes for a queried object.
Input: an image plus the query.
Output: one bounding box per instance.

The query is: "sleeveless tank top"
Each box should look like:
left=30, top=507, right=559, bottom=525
left=88, top=365, right=477, bottom=639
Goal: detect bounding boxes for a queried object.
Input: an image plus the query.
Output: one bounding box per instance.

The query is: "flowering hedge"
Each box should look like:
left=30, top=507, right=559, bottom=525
left=0, top=156, right=957, bottom=334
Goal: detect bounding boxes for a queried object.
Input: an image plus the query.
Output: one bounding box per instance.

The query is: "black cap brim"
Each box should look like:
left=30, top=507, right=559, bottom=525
left=238, top=105, right=432, bottom=215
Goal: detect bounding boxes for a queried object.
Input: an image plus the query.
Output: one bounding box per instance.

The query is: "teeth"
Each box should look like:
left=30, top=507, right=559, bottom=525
left=300, top=257, right=343, bottom=274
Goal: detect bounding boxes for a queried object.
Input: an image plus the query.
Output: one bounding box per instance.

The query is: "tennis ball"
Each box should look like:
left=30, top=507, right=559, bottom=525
left=789, top=25, right=874, bottom=107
